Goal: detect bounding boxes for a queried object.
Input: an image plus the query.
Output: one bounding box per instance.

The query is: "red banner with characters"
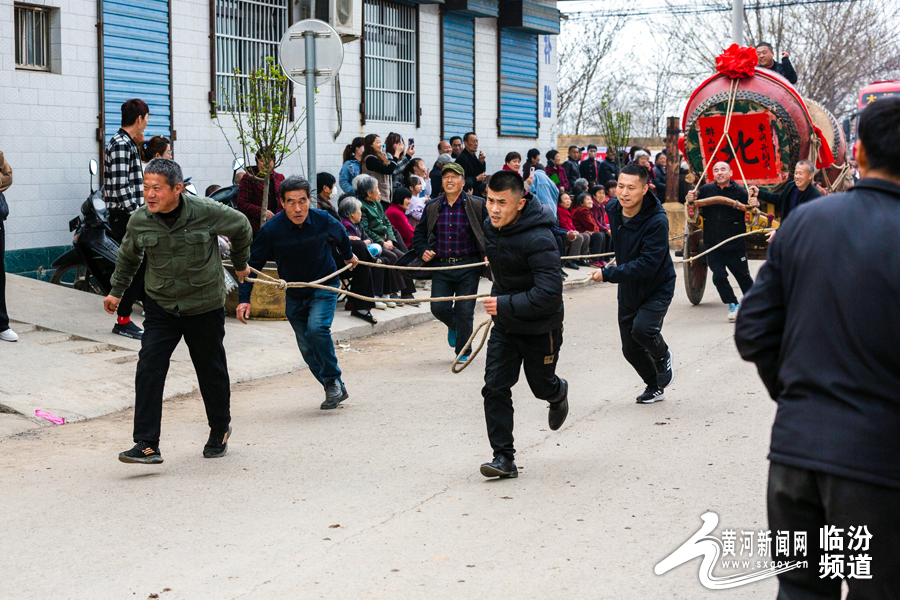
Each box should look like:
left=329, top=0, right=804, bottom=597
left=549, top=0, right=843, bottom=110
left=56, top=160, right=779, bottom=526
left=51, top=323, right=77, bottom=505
left=698, top=113, right=782, bottom=184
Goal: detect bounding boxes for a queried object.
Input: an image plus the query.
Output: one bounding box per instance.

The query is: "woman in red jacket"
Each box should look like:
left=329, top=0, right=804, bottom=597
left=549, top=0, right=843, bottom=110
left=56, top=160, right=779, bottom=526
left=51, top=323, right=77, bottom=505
left=557, top=191, right=591, bottom=267
left=571, top=191, right=610, bottom=267
left=385, top=187, right=415, bottom=246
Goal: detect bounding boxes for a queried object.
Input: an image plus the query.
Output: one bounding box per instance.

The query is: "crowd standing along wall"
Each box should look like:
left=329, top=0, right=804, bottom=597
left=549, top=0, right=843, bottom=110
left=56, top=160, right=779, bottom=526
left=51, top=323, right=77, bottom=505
left=0, top=0, right=558, bottom=278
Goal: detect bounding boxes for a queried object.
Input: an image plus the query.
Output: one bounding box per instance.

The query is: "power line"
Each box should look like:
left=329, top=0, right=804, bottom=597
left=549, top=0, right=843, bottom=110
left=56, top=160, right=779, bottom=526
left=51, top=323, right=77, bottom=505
left=563, top=0, right=859, bottom=18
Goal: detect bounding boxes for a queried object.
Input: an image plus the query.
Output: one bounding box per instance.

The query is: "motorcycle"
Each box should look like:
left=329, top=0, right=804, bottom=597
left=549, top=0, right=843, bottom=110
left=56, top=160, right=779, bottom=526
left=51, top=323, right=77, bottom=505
left=209, top=157, right=245, bottom=207
left=50, top=159, right=118, bottom=295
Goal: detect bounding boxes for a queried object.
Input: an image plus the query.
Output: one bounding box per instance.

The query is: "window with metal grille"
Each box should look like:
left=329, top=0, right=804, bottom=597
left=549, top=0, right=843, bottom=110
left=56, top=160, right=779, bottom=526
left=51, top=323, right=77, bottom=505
left=363, top=0, right=417, bottom=123
left=213, top=0, right=289, bottom=112
left=14, top=4, right=50, bottom=71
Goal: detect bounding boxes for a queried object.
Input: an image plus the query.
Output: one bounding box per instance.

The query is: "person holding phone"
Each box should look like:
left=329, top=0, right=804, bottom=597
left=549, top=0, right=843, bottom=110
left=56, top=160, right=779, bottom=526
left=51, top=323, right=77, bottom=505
left=455, top=132, right=487, bottom=192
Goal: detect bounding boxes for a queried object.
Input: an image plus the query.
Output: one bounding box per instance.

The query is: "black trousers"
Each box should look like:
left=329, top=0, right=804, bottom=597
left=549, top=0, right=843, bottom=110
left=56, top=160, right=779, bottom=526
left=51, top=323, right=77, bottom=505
left=618, top=296, right=670, bottom=387
left=133, top=296, right=231, bottom=445
left=482, top=325, right=564, bottom=458
left=109, top=210, right=147, bottom=318
left=337, top=241, right=375, bottom=311
left=588, top=231, right=610, bottom=256
left=0, top=221, right=8, bottom=332
left=707, top=246, right=753, bottom=305
left=768, top=462, right=900, bottom=600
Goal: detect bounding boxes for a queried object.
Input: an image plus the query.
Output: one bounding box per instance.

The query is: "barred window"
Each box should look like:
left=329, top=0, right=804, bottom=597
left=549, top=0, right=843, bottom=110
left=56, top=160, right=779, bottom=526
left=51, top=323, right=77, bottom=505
left=14, top=4, right=49, bottom=71
left=363, top=0, right=416, bottom=123
left=213, top=0, right=289, bottom=112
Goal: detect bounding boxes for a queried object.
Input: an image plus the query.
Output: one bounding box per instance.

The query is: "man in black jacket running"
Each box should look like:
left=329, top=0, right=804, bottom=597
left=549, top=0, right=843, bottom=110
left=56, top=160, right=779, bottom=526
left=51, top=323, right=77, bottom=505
left=479, top=170, right=568, bottom=479
left=591, top=163, right=675, bottom=404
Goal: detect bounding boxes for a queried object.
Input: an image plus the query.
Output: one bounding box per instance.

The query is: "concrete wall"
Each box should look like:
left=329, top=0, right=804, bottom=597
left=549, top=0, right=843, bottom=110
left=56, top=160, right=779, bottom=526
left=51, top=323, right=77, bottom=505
left=0, top=0, right=100, bottom=258
left=1, top=0, right=558, bottom=267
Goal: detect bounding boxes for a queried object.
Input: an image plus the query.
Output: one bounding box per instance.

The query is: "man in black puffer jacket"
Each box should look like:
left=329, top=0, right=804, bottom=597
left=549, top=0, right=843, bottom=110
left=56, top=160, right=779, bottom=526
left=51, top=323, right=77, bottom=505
left=591, top=164, right=675, bottom=404
left=478, top=170, right=568, bottom=480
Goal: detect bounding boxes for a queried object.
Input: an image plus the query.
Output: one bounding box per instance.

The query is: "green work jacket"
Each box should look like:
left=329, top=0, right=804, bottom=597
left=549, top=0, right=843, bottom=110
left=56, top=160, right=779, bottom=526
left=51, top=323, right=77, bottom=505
left=359, top=197, right=397, bottom=244
left=110, top=193, right=253, bottom=316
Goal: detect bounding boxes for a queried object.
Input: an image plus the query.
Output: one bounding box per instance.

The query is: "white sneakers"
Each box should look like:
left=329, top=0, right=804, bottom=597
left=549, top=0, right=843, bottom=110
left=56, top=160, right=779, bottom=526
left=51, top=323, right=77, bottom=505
left=0, top=328, right=19, bottom=342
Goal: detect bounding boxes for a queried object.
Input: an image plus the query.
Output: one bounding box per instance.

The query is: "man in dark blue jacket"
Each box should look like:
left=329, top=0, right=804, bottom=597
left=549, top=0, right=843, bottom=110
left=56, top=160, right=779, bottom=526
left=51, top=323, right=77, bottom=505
left=749, top=159, right=822, bottom=225
left=479, top=170, right=567, bottom=479
left=591, top=164, right=675, bottom=404
left=735, top=97, right=900, bottom=599
left=237, top=175, right=359, bottom=410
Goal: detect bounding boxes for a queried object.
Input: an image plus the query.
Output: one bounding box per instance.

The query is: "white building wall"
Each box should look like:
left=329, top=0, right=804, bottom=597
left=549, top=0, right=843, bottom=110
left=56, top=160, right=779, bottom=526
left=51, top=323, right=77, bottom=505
left=1, top=0, right=558, bottom=255
left=0, top=0, right=100, bottom=252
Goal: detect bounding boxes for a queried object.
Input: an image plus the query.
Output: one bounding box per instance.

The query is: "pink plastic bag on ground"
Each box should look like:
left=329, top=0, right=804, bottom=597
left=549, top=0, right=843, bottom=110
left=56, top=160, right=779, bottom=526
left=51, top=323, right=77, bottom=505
left=35, top=410, right=65, bottom=425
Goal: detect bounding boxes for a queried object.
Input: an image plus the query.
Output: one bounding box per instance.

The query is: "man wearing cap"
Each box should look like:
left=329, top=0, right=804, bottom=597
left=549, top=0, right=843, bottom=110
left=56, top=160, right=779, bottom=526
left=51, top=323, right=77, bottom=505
left=579, top=145, right=603, bottom=185
left=411, top=162, right=488, bottom=361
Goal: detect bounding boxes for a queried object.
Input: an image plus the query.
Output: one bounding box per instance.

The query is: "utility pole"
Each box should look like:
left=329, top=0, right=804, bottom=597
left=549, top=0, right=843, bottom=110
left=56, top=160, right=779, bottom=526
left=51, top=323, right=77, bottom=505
left=732, top=0, right=743, bottom=44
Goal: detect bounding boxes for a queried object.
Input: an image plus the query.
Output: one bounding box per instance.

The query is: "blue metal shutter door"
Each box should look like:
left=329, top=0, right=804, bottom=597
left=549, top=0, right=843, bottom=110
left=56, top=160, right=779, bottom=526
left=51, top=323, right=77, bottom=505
left=103, top=0, right=171, bottom=141
left=499, top=29, right=537, bottom=137
left=443, top=14, right=475, bottom=139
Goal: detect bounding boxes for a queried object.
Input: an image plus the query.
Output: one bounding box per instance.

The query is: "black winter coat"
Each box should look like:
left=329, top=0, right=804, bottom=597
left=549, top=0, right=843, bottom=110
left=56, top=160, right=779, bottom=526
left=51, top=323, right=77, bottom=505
left=735, top=178, right=900, bottom=489
left=602, top=194, right=675, bottom=310
left=597, top=158, right=619, bottom=186
left=698, top=180, right=748, bottom=252
left=761, top=57, right=798, bottom=84
left=579, top=159, right=602, bottom=184
left=483, top=196, right=564, bottom=334
left=455, top=149, right=486, bottom=191
left=757, top=181, right=821, bottom=223
left=562, top=159, right=580, bottom=189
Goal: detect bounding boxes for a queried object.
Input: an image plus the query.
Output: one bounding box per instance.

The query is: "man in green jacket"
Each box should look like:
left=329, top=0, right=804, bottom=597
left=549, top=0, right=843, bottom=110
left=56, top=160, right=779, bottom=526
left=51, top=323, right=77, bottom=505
left=104, top=158, right=253, bottom=464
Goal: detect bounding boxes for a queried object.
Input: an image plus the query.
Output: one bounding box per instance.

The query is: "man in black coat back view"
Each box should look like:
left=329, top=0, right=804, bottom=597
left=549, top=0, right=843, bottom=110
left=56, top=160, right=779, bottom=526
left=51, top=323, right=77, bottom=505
left=735, top=97, right=900, bottom=599
left=478, top=170, right=568, bottom=479
left=591, top=164, right=675, bottom=404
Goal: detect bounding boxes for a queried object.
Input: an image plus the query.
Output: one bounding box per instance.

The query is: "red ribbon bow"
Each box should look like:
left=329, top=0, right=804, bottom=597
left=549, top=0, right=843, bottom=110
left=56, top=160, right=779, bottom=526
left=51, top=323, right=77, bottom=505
left=715, top=44, right=758, bottom=79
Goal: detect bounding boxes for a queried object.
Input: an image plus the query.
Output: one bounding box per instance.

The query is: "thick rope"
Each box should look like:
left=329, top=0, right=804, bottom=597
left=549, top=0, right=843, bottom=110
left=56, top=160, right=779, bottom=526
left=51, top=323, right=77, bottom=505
left=675, top=229, right=775, bottom=263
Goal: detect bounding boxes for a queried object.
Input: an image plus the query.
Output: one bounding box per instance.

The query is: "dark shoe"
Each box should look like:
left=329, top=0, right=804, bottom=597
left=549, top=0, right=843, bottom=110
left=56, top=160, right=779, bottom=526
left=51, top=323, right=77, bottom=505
left=636, top=385, right=665, bottom=404
left=401, top=295, right=421, bottom=307
left=448, top=329, right=457, bottom=348
left=480, top=454, right=518, bottom=479
left=350, top=309, right=377, bottom=325
left=548, top=378, right=569, bottom=431
left=655, top=349, right=674, bottom=388
left=118, top=441, right=163, bottom=464
left=674, top=249, right=683, bottom=257
left=321, top=381, right=348, bottom=410
left=560, top=269, right=569, bottom=279
left=203, top=425, right=232, bottom=458
left=576, top=259, right=591, bottom=267
left=112, top=321, right=143, bottom=339
left=563, top=260, right=580, bottom=270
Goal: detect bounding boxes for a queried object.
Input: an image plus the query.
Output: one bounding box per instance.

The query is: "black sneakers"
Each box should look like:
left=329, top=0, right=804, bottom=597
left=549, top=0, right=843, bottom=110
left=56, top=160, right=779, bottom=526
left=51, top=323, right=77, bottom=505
left=480, top=454, right=518, bottom=479
left=655, top=349, right=674, bottom=388
left=548, top=378, right=569, bottom=431
left=321, top=381, right=349, bottom=410
left=118, top=441, right=163, bottom=464
left=203, top=425, right=233, bottom=458
left=636, top=385, right=666, bottom=404
left=112, top=321, right=143, bottom=339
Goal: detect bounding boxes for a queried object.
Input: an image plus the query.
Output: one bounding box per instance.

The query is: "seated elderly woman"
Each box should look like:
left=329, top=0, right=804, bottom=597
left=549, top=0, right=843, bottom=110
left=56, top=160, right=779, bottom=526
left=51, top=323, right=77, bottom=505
left=353, top=173, right=418, bottom=306
left=571, top=191, right=610, bottom=267
left=557, top=190, right=592, bottom=269
left=338, top=196, right=390, bottom=314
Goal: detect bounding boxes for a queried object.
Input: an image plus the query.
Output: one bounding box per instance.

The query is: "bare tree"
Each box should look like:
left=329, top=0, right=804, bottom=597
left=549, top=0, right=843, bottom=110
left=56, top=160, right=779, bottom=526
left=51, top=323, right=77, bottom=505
left=657, top=0, right=900, bottom=118
left=593, top=92, right=632, bottom=170
left=557, top=15, right=626, bottom=134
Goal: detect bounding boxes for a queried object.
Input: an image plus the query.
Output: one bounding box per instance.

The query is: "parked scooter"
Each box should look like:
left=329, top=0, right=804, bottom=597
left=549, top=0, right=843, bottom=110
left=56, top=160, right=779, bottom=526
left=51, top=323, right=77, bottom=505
left=50, top=160, right=118, bottom=295
left=209, top=157, right=245, bottom=207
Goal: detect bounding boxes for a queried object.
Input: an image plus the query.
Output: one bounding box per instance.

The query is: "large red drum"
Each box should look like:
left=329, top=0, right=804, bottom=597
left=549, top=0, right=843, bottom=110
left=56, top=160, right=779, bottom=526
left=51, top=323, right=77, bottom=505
left=682, top=69, right=816, bottom=192
left=806, top=98, right=849, bottom=190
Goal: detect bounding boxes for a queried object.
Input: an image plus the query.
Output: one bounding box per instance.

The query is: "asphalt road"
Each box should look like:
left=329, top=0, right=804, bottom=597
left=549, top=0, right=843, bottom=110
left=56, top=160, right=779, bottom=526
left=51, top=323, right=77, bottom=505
left=0, top=267, right=781, bottom=599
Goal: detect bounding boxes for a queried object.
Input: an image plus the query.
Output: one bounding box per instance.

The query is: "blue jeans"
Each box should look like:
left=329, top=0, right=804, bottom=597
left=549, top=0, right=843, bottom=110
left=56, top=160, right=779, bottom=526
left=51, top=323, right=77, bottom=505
left=285, top=288, right=342, bottom=388
left=430, top=257, right=482, bottom=355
